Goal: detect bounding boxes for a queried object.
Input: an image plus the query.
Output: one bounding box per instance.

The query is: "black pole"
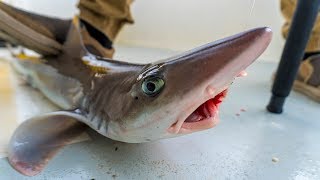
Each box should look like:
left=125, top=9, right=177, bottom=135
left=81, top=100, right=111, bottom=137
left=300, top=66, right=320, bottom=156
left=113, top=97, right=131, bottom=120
left=267, top=0, right=320, bottom=114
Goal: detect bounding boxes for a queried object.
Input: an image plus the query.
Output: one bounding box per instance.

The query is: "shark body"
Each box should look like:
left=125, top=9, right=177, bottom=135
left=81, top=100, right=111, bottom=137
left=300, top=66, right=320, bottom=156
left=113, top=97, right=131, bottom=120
left=7, top=20, right=272, bottom=176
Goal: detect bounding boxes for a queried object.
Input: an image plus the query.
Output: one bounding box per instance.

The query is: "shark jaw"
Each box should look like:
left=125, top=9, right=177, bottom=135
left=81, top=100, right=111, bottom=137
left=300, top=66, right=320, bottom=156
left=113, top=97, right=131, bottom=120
left=168, top=88, right=228, bottom=134
left=168, top=70, right=249, bottom=135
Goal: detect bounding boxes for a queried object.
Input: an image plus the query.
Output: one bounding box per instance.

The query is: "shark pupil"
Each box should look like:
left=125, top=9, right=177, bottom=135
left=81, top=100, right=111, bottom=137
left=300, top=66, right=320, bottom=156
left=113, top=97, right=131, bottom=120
left=147, top=82, right=156, bottom=92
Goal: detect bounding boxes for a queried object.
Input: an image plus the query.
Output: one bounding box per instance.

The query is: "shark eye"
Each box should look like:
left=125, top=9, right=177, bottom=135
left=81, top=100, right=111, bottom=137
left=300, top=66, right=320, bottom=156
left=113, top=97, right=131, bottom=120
left=142, top=76, right=165, bottom=96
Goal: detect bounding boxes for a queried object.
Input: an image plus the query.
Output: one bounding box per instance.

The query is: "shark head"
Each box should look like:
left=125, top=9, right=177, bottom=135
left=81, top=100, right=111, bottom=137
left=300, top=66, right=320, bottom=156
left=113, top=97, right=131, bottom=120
left=83, top=27, right=272, bottom=143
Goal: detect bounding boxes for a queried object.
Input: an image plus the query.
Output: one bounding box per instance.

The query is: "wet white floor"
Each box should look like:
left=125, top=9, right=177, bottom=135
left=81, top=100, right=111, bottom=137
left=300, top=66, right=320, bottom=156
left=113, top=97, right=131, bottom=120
left=0, top=46, right=320, bottom=180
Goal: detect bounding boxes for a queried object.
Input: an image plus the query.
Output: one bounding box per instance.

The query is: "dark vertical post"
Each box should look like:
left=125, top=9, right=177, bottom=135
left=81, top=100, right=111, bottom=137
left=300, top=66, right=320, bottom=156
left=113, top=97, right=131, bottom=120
left=267, top=0, right=320, bottom=114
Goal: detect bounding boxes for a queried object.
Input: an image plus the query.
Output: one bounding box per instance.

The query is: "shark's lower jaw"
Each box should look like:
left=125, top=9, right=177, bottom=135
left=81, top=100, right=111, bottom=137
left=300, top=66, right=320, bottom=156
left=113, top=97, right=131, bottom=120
left=168, top=89, right=228, bottom=134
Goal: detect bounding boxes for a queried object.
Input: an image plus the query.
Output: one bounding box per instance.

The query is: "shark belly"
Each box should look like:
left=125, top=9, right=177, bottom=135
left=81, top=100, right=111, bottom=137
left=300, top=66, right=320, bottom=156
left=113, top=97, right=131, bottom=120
left=11, top=56, right=84, bottom=110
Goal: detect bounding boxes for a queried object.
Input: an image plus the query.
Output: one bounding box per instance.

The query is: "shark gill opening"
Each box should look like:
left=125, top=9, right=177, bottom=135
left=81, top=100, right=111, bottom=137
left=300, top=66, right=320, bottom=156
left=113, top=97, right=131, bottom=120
left=184, top=90, right=227, bottom=123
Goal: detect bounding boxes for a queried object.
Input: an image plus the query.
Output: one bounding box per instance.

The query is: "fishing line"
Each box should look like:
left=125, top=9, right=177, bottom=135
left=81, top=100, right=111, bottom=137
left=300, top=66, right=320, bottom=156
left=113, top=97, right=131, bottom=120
left=243, top=0, right=256, bottom=30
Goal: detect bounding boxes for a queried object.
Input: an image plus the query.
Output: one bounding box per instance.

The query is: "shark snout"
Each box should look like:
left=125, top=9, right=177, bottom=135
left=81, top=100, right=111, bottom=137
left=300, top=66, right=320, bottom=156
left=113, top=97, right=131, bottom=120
left=164, top=27, right=272, bottom=97
left=161, top=27, right=272, bottom=134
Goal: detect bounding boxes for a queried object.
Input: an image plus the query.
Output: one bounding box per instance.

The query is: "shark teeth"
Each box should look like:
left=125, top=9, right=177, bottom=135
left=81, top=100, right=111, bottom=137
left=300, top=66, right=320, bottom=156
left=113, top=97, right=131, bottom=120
left=184, top=90, right=226, bottom=123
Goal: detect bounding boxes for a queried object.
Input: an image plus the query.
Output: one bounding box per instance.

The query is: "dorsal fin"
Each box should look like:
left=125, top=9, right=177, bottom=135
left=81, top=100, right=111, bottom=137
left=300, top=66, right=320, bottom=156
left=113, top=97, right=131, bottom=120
left=70, top=16, right=144, bottom=74
left=81, top=53, right=144, bottom=74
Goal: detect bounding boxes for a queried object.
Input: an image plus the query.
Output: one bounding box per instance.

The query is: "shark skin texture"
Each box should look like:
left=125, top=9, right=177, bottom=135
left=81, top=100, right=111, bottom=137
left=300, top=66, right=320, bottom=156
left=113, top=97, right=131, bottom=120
left=2, top=13, right=272, bottom=176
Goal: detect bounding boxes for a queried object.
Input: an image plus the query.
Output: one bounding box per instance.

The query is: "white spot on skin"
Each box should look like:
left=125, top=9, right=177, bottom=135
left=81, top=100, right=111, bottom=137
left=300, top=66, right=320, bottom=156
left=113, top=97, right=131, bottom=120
left=206, top=85, right=216, bottom=98
left=14, top=142, right=29, bottom=147
left=94, top=73, right=104, bottom=78
left=91, top=80, right=95, bottom=90
left=130, top=91, right=138, bottom=98
left=237, top=71, right=248, bottom=77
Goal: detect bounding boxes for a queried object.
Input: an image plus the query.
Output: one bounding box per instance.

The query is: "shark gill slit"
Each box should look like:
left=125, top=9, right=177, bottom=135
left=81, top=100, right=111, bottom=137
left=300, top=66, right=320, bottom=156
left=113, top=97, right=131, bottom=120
left=86, top=85, right=109, bottom=134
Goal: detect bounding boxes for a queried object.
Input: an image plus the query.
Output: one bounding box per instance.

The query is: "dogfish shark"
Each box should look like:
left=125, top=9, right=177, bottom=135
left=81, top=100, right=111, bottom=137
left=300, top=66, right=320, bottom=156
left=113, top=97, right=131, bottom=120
left=2, top=16, right=272, bottom=176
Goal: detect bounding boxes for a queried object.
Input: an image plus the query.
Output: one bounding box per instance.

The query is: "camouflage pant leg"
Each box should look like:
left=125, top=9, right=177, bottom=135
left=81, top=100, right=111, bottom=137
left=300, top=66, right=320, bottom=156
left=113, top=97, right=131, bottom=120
left=281, top=0, right=320, bottom=52
left=78, top=0, right=134, bottom=41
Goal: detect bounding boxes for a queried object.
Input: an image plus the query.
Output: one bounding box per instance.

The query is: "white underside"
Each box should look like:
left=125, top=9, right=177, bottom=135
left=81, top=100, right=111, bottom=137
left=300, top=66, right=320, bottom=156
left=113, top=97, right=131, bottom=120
left=11, top=58, right=84, bottom=110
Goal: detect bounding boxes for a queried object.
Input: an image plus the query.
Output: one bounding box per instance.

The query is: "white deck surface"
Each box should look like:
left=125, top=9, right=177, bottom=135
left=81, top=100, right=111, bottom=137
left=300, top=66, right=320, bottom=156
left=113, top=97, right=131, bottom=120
left=0, top=46, right=319, bottom=180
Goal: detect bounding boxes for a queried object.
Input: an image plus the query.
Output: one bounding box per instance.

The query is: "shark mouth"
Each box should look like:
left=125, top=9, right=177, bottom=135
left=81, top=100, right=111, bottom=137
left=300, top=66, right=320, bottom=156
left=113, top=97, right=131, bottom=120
left=167, top=71, right=248, bottom=134
left=185, top=90, right=227, bottom=123
left=168, top=89, right=228, bottom=134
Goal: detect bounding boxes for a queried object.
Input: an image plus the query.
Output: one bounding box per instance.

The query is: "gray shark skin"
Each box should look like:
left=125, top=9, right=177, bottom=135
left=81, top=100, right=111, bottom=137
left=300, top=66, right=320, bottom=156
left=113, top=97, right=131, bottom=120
left=7, top=21, right=272, bottom=176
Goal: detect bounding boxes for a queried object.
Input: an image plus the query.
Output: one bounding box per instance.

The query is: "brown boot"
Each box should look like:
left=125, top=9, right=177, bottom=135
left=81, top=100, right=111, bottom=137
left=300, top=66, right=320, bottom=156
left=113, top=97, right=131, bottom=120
left=294, top=55, right=320, bottom=102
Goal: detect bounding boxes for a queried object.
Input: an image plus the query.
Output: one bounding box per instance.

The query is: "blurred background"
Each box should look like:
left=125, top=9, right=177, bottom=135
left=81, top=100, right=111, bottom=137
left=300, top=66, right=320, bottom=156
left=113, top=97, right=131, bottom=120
left=2, top=0, right=284, bottom=62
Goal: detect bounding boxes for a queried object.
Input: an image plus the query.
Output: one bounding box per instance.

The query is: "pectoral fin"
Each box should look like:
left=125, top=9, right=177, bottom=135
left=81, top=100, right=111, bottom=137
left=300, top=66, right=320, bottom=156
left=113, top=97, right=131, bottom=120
left=8, top=111, right=88, bottom=176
